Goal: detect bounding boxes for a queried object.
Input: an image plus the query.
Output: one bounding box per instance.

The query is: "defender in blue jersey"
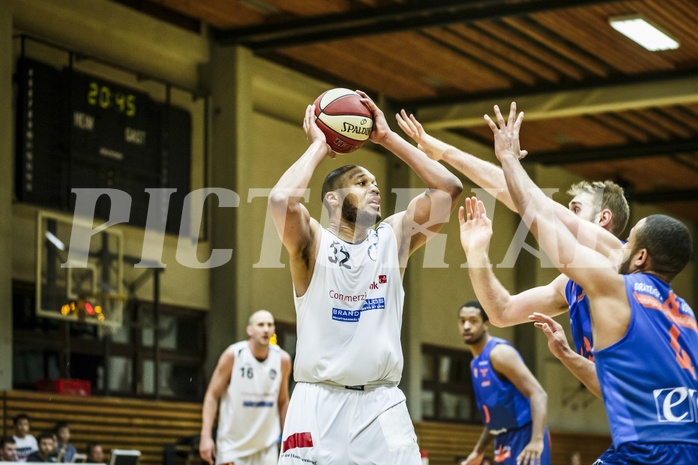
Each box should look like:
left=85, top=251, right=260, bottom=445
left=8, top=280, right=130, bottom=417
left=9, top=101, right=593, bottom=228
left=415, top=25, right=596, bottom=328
left=479, top=102, right=698, bottom=464
left=401, top=107, right=627, bottom=463
left=458, top=301, right=550, bottom=465
left=396, top=110, right=628, bottom=398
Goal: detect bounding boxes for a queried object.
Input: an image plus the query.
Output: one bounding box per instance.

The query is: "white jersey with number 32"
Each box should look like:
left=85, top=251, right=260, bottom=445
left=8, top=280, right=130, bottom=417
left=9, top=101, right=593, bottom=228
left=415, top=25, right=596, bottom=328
left=293, top=224, right=405, bottom=387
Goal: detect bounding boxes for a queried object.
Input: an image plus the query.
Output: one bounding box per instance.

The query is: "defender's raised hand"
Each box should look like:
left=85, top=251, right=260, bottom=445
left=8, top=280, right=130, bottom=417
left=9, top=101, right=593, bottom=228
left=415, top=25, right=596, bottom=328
left=484, top=102, right=527, bottom=163
left=459, top=196, right=493, bottom=257
left=395, top=110, right=450, bottom=161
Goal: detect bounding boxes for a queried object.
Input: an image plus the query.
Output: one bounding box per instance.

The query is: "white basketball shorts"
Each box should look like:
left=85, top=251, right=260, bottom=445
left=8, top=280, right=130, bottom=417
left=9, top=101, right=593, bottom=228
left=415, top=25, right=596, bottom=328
left=219, top=443, right=278, bottom=465
left=278, top=382, right=421, bottom=465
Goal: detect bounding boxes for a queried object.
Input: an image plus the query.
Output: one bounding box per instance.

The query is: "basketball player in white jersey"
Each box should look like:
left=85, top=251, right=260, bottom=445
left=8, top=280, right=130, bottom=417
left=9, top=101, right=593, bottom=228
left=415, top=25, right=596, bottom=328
left=200, top=310, right=292, bottom=465
left=269, top=91, right=462, bottom=465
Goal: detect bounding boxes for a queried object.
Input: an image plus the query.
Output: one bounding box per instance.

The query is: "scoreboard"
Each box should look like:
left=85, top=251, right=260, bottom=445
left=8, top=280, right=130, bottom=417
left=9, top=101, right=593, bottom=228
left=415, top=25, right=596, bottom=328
left=15, top=57, right=191, bottom=234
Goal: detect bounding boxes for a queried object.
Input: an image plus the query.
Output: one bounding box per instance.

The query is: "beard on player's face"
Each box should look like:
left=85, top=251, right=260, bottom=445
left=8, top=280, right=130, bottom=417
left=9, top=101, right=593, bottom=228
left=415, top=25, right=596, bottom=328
left=342, top=195, right=380, bottom=226
left=464, top=328, right=487, bottom=346
left=619, top=256, right=629, bottom=274
left=618, top=252, right=635, bottom=275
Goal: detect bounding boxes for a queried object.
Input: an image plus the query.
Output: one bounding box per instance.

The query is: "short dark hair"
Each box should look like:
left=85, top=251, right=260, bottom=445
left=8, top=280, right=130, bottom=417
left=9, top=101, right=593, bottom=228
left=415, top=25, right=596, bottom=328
left=460, top=300, right=488, bottom=323
left=37, top=431, right=55, bottom=442
left=13, top=414, right=29, bottom=426
left=321, top=165, right=357, bottom=209
left=86, top=442, right=101, bottom=455
left=636, top=214, right=692, bottom=281
left=54, top=421, right=69, bottom=433
left=0, top=436, right=16, bottom=447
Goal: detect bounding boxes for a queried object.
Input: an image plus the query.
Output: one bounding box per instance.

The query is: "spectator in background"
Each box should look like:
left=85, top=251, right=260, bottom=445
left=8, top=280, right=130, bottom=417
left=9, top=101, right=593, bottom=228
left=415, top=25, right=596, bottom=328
left=54, top=422, right=76, bottom=463
left=568, top=451, right=581, bottom=465
left=27, top=432, right=58, bottom=463
left=86, top=443, right=104, bottom=464
left=13, top=414, right=38, bottom=462
left=0, top=436, right=18, bottom=462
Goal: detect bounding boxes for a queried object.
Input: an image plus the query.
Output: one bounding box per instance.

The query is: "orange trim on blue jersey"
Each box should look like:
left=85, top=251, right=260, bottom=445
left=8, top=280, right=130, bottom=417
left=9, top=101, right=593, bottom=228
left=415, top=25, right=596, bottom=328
left=633, top=292, right=697, bottom=332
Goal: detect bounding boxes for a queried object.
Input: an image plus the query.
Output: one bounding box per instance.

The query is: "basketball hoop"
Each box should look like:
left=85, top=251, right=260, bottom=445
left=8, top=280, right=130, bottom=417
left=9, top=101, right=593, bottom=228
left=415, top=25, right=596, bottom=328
left=36, top=210, right=126, bottom=329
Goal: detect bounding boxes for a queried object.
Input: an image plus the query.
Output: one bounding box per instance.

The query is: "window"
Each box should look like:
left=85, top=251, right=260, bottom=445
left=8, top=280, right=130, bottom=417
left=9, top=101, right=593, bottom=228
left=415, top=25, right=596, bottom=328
left=421, top=344, right=479, bottom=423
left=12, top=281, right=206, bottom=401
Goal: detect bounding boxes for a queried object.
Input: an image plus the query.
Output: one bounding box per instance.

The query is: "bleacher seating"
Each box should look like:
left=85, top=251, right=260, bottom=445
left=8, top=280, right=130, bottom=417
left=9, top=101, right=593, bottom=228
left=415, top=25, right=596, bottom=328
left=414, top=420, right=612, bottom=465
left=1, top=390, right=612, bottom=465
left=1, top=390, right=201, bottom=465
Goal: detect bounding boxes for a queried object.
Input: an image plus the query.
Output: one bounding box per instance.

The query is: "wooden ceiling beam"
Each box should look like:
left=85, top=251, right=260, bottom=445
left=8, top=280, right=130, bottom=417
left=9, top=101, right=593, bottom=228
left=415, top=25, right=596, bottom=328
left=528, top=139, right=698, bottom=165
left=632, top=189, right=698, bottom=204
left=414, top=71, right=698, bottom=130
left=214, top=0, right=621, bottom=50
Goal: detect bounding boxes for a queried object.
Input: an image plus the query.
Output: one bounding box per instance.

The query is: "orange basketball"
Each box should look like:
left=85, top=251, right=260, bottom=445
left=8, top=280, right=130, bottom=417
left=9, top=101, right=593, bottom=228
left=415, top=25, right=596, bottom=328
left=313, top=88, right=374, bottom=153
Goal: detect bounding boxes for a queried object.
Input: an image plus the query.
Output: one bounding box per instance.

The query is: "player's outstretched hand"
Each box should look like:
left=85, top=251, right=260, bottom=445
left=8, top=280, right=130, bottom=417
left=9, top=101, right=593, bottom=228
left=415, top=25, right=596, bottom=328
left=484, top=102, right=527, bottom=163
left=395, top=110, right=449, bottom=161
left=356, top=90, right=391, bottom=145
left=529, top=312, right=573, bottom=361
left=459, top=196, right=493, bottom=257
left=517, top=438, right=544, bottom=465
left=304, top=104, right=334, bottom=158
left=198, top=436, right=216, bottom=465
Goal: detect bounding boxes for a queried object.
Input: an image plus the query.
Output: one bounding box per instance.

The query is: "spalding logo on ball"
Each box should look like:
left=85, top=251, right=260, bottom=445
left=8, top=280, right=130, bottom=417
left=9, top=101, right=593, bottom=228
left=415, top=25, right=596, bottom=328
left=313, top=88, right=374, bottom=153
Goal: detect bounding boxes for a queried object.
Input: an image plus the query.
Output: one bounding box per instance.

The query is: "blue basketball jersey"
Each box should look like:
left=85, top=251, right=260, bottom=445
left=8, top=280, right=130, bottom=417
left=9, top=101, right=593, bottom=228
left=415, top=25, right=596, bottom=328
left=471, top=337, right=532, bottom=432
left=565, top=279, right=594, bottom=361
left=594, top=273, right=698, bottom=454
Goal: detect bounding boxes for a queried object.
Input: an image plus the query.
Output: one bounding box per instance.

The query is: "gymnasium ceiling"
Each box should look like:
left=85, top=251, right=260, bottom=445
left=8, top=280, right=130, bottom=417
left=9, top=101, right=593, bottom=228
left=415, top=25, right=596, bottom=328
left=119, top=0, right=698, bottom=225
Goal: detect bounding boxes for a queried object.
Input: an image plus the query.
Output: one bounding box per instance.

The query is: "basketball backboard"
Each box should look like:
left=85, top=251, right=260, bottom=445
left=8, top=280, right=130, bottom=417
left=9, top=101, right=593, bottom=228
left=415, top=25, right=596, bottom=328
left=36, top=210, right=125, bottom=327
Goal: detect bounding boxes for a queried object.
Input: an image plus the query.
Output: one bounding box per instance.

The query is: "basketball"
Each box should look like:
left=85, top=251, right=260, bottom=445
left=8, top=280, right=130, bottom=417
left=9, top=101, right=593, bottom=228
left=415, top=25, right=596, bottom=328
left=313, top=88, right=374, bottom=153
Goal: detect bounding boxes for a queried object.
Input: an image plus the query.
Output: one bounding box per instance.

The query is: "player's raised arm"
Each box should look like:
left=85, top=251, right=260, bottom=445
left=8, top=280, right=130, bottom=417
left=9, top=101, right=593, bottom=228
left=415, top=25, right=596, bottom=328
left=397, top=109, right=520, bottom=212
left=488, top=103, right=627, bottom=349
left=269, top=104, right=332, bottom=294
left=460, top=197, right=602, bottom=395
left=358, top=91, right=462, bottom=258
left=397, top=109, right=623, bottom=259
left=459, top=196, right=568, bottom=326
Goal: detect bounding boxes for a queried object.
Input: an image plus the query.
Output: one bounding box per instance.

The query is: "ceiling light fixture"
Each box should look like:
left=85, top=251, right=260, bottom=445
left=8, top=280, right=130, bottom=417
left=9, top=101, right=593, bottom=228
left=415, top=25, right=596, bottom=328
left=609, top=15, right=679, bottom=51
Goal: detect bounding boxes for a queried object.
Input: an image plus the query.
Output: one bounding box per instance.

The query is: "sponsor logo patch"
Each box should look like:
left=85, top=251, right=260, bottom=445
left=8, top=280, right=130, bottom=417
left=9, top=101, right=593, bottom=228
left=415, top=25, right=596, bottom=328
left=331, top=298, right=386, bottom=322
left=332, top=308, right=362, bottom=322
left=654, top=387, right=697, bottom=422
left=242, top=401, right=274, bottom=407
left=282, top=432, right=314, bottom=453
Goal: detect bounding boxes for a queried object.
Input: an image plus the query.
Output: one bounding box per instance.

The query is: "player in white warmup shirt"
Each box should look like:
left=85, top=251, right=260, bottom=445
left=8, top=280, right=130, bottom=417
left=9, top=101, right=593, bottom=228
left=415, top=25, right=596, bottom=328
left=269, top=92, right=462, bottom=465
left=200, top=310, right=292, bottom=465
